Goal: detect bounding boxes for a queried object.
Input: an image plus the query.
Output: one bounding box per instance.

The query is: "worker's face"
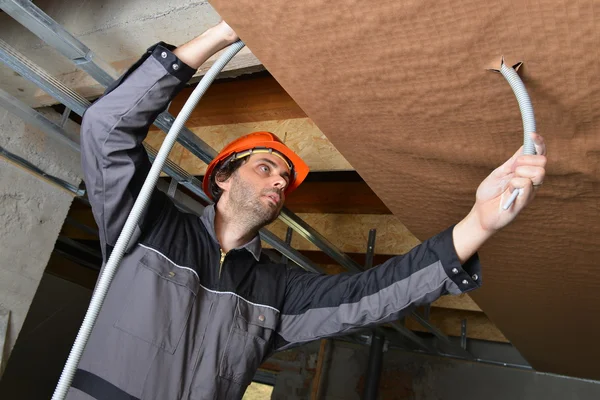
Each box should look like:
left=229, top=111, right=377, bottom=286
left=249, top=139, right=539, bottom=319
left=225, top=153, right=291, bottom=226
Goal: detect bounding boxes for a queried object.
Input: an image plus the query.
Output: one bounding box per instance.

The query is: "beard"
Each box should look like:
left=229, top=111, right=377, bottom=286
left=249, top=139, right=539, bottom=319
left=228, top=173, right=282, bottom=229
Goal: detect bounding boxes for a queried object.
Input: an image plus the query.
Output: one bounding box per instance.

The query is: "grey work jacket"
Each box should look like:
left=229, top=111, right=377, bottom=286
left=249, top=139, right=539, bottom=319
left=68, top=43, right=482, bottom=400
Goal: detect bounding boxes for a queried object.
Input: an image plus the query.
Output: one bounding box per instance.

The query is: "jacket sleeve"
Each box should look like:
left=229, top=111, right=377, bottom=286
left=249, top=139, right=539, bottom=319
left=274, top=225, right=482, bottom=351
left=80, top=43, right=196, bottom=259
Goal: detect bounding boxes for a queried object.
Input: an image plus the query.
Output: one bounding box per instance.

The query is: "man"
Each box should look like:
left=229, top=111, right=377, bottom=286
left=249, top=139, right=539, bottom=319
left=71, top=21, right=546, bottom=400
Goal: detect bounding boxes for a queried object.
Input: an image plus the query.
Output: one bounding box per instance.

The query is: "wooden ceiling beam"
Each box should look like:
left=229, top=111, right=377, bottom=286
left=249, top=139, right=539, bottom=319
left=162, top=73, right=306, bottom=128
left=172, top=171, right=391, bottom=215
left=286, top=181, right=389, bottom=214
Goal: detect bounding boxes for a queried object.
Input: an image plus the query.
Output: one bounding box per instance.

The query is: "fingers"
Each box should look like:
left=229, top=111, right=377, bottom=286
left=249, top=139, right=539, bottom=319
left=514, top=146, right=546, bottom=188
left=493, top=134, right=548, bottom=184
left=507, top=177, right=535, bottom=203
left=530, top=132, right=547, bottom=156
left=500, top=134, right=547, bottom=210
left=513, top=133, right=547, bottom=169
left=514, top=165, right=545, bottom=186
left=514, top=154, right=547, bottom=168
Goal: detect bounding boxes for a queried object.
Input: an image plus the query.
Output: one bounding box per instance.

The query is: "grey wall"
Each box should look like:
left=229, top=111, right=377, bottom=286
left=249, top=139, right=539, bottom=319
left=0, top=108, right=81, bottom=371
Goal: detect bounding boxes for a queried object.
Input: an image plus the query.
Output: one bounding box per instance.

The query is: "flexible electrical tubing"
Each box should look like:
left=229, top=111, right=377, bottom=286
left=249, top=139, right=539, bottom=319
left=52, top=40, right=245, bottom=400
left=499, top=58, right=537, bottom=210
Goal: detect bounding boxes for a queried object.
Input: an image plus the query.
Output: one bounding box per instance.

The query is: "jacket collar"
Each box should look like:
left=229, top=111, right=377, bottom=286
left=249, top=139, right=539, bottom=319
left=200, top=204, right=262, bottom=261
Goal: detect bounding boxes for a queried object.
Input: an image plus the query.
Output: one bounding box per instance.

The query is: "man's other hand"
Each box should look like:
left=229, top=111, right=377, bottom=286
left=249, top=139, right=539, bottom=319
left=452, top=133, right=547, bottom=264
left=472, top=132, right=547, bottom=234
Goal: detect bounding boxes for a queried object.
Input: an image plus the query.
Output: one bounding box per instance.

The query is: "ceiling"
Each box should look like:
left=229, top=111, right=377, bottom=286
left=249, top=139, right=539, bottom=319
left=209, top=0, right=600, bottom=380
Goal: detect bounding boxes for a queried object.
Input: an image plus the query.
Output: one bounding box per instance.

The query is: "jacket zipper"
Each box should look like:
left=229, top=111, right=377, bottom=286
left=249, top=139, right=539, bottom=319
left=219, top=249, right=226, bottom=279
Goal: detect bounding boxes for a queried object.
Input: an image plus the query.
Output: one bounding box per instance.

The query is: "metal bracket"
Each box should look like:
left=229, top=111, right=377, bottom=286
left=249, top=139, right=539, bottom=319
left=167, top=178, right=178, bottom=199
left=281, top=227, right=293, bottom=264
left=410, top=310, right=474, bottom=359
left=60, top=107, right=71, bottom=128
left=0, top=145, right=84, bottom=196
left=461, top=319, right=468, bottom=350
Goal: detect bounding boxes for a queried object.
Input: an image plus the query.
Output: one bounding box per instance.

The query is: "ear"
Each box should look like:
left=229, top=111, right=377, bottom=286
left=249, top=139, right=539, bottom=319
left=215, top=173, right=233, bottom=193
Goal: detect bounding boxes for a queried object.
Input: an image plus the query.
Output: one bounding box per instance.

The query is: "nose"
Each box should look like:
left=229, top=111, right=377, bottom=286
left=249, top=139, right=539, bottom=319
left=272, top=175, right=287, bottom=191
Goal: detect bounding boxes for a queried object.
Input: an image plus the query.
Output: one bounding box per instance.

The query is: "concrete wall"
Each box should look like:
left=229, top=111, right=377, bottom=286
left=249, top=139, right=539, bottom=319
left=0, top=108, right=81, bottom=371
left=0, top=0, right=220, bottom=75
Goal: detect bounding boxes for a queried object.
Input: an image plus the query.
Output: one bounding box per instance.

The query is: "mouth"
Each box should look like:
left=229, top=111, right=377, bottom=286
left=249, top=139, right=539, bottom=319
left=263, top=193, right=280, bottom=206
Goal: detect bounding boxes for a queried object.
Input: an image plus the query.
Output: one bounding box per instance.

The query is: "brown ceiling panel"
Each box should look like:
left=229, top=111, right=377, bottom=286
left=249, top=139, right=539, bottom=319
left=210, top=0, right=600, bottom=378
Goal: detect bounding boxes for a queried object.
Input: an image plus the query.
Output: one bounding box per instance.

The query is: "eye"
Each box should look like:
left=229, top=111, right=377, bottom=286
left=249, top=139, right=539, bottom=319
left=259, top=164, right=270, bottom=174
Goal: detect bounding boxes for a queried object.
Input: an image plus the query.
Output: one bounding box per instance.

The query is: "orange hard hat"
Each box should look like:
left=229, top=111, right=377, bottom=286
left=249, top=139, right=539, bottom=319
left=202, top=131, right=309, bottom=200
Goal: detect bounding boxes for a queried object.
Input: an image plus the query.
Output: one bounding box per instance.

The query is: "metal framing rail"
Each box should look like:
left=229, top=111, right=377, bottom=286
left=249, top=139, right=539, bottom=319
left=0, top=145, right=84, bottom=196
left=0, top=87, right=79, bottom=152
left=0, top=0, right=117, bottom=87
left=0, top=38, right=89, bottom=116
left=363, top=229, right=383, bottom=400
left=0, top=0, right=361, bottom=274
left=0, top=0, right=486, bottom=363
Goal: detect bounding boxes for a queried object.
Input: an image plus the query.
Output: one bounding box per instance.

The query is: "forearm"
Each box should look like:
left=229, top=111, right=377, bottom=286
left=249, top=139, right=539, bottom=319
left=276, top=227, right=482, bottom=350
left=173, top=22, right=238, bottom=69
left=81, top=43, right=196, bottom=250
left=453, top=209, right=494, bottom=264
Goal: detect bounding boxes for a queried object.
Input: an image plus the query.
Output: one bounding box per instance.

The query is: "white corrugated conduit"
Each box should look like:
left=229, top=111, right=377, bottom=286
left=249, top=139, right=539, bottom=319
left=52, top=40, right=245, bottom=400
left=498, top=58, right=537, bottom=210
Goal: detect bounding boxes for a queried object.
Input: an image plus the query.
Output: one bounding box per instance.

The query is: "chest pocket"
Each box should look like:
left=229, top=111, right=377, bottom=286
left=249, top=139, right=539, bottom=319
left=219, top=298, right=279, bottom=386
left=114, top=252, right=199, bottom=354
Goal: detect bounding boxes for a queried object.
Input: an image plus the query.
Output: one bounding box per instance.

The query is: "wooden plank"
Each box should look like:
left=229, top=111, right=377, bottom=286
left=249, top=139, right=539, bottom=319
left=62, top=178, right=390, bottom=240
left=287, top=181, right=390, bottom=214
left=144, top=75, right=352, bottom=174
left=432, top=294, right=481, bottom=313
left=173, top=175, right=391, bottom=215
left=143, top=75, right=352, bottom=175
left=405, top=308, right=508, bottom=343
left=146, top=117, right=353, bottom=175
left=310, top=339, right=330, bottom=400
left=299, top=250, right=392, bottom=267
left=65, top=178, right=391, bottom=235
left=163, top=75, right=306, bottom=128
left=266, top=212, right=420, bottom=255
